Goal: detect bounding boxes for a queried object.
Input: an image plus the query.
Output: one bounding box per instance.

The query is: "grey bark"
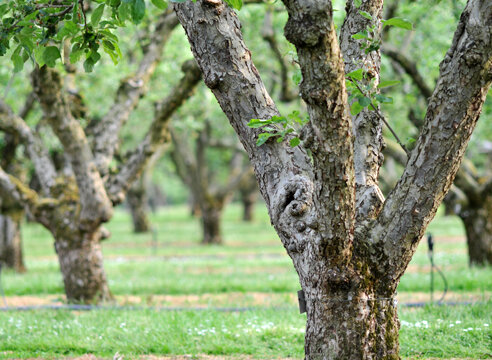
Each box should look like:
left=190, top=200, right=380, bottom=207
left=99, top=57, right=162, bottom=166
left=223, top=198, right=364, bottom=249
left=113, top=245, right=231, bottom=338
left=175, top=0, right=492, bottom=358
left=383, top=30, right=492, bottom=267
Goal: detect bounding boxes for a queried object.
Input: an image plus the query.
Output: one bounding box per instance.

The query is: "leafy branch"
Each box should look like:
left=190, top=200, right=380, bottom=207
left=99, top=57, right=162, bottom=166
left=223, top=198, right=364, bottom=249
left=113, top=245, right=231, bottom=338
left=248, top=111, right=308, bottom=147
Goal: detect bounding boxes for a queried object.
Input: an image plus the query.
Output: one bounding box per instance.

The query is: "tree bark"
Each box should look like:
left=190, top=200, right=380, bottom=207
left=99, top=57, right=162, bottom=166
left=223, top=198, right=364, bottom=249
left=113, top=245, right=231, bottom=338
left=0, top=214, right=26, bottom=273
left=303, top=287, right=399, bottom=360
left=175, top=0, right=492, bottom=358
left=460, top=198, right=492, bottom=266
left=54, top=227, right=112, bottom=303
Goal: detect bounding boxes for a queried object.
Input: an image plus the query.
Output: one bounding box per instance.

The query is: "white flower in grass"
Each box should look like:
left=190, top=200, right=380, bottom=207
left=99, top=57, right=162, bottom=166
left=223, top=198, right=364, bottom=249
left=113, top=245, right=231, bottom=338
left=449, top=324, right=455, bottom=327
left=484, top=324, right=489, bottom=327
left=455, top=320, right=461, bottom=324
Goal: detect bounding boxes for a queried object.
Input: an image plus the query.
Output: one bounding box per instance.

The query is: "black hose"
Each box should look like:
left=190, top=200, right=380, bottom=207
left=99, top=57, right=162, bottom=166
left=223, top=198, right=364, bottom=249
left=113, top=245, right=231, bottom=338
left=0, top=301, right=482, bottom=312
left=427, top=233, right=448, bottom=304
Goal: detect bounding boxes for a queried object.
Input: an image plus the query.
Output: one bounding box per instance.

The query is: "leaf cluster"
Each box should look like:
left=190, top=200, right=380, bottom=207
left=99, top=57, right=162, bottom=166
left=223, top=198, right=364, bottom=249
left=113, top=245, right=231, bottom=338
left=0, top=0, right=242, bottom=72
left=248, top=111, right=308, bottom=147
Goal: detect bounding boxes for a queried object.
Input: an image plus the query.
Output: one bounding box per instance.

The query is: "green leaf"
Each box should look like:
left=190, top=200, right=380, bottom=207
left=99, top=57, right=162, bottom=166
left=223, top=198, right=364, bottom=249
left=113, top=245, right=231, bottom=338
left=382, top=17, right=413, bottom=30
left=151, top=0, right=168, bottom=10
left=374, top=94, right=393, bottom=104
left=289, top=137, right=301, bottom=148
left=350, top=101, right=364, bottom=116
left=377, top=80, right=400, bottom=89
left=118, top=2, right=131, bottom=21
left=131, top=0, right=146, bottom=24
left=248, top=118, right=272, bottom=128
left=351, top=30, right=369, bottom=40
left=346, top=68, right=364, bottom=81
left=256, top=132, right=275, bottom=146
left=354, top=0, right=362, bottom=8
left=83, top=51, right=101, bottom=72
left=91, top=4, right=105, bottom=27
left=42, top=46, right=61, bottom=67
left=226, top=0, right=242, bottom=10
left=358, top=96, right=371, bottom=107
left=11, top=46, right=24, bottom=73
left=359, top=11, right=372, bottom=20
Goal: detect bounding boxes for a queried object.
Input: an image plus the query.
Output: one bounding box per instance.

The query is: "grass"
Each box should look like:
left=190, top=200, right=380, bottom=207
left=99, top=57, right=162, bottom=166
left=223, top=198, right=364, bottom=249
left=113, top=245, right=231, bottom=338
left=1, top=203, right=491, bottom=359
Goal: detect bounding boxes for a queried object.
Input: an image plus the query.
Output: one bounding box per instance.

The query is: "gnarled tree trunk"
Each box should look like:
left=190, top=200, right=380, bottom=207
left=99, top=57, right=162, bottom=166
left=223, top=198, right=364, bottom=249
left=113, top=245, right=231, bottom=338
left=54, top=227, right=111, bottom=303
left=174, top=0, right=491, bottom=358
left=303, top=286, right=399, bottom=359
left=0, top=214, right=26, bottom=273
left=460, top=198, right=492, bottom=266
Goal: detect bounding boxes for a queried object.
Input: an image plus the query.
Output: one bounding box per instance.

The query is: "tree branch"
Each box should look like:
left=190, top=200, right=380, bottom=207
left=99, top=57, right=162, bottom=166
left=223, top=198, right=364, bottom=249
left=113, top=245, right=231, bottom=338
left=340, top=0, right=386, bottom=222
left=282, top=0, right=355, bottom=263
left=0, top=99, right=57, bottom=194
left=92, top=11, right=180, bottom=175
left=105, top=60, right=202, bottom=203
left=32, top=66, right=112, bottom=229
left=174, top=0, right=314, bottom=230
left=368, top=0, right=492, bottom=282
left=261, top=10, right=297, bottom=102
left=0, top=166, right=55, bottom=227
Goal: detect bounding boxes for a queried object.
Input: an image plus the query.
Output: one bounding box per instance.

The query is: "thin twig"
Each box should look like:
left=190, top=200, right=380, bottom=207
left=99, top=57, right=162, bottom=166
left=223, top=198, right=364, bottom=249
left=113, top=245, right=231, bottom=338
left=348, top=77, right=410, bottom=156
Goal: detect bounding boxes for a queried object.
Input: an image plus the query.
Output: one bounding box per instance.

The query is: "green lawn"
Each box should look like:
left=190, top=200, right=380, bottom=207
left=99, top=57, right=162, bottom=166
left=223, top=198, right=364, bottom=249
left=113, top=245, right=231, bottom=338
left=0, top=203, right=491, bottom=359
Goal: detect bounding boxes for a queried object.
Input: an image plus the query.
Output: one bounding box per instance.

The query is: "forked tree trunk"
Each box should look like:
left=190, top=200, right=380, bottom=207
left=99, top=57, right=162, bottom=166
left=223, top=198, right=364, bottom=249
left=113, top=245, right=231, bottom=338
left=0, top=214, right=26, bottom=273
left=201, top=201, right=224, bottom=245
left=54, top=228, right=112, bottom=303
left=303, top=287, right=399, bottom=359
left=460, top=199, right=492, bottom=266
left=127, top=183, right=151, bottom=233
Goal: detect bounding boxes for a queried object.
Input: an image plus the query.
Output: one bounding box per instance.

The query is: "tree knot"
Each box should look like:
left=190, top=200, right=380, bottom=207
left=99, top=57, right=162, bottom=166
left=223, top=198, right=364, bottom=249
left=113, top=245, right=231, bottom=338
left=272, top=175, right=313, bottom=223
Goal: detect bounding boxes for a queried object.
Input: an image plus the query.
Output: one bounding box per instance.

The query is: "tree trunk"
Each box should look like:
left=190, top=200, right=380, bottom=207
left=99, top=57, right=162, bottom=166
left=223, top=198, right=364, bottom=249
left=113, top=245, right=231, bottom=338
left=54, top=229, right=112, bottom=303
left=303, top=287, right=399, bottom=360
left=127, top=181, right=151, bottom=233
left=0, top=214, right=26, bottom=273
left=241, top=196, right=255, bottom=222
left=201, top=202, right=223, bottom=245
left=239, top=174, right=257, bottom=222
left=460, top=200, right=492, bottom=266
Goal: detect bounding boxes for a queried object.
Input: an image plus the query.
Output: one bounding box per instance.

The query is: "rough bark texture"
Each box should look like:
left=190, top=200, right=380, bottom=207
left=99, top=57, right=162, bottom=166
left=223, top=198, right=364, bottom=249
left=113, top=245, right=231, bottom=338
left=175, top=0, right=492, bottom=358
left=0, top=214, right=26, bottom=273
left=383, top=30, right=492, bottom=267
left=340, top=0, right=385, bottom=222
